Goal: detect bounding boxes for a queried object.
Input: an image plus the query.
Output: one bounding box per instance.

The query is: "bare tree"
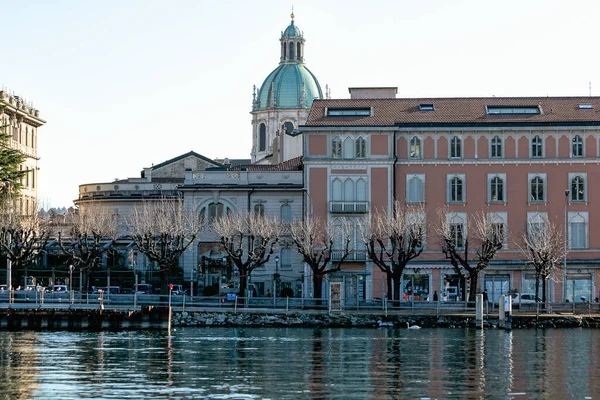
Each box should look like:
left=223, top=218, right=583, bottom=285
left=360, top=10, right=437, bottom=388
left=0, top=199, right=50, bottom=288
left=212, top=211, right=280, bottom=297
left=521, top=218, right=564, bottom=304
left=437, top=208, right=504, bottom=302
left=289, top=216, right=352, bottom=300
left=128, top=197, right=203, bottom=293
left=358, top=202, right=425, bottom=301
left=57, top=203, right=119, bottom=291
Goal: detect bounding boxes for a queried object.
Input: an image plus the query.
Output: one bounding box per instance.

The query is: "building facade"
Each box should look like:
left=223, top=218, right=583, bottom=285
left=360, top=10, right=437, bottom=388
left=0, top=90, right=45, bottom=214
left=302, top=92, right=600, bottom=304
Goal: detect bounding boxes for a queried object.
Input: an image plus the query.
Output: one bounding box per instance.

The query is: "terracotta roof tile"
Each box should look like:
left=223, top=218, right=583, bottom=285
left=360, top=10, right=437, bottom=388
left=231, top=156, right=303, bottom=171
left=305, top=97, right=600, bottom=126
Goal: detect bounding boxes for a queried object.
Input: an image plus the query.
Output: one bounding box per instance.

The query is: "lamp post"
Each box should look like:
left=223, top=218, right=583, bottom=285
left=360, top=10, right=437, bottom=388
left=564, top=189, right=569, bottom=302
left=69, top=264, right=74, bottom=304
left=274, top=255, right=280, bottom=296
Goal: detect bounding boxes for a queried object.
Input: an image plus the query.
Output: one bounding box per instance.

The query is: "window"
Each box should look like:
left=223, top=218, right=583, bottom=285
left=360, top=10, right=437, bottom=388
left=569, top=173, right=586, bottom=202
left=254, top=203, right=264, bottom=216
left=259, top=123, right=266, bottom=152
left=491, top=136, right=502, bottom=158
left=447, top=174, right=465, bottom=203
left=327, top=108, right=371, bottom=116
left=409, top=136, right=421, bottom=159
left=419, top=104, right=434, bottom=111
left=447, top=213, right=466, bottom=249
left=406, top=212, right=426, bottom=250
left=355, top=136, right=366, bottom=158
left=332, top=136, right=342, bottom=158
left=489, top=174, right=505, bottom=203
left=332, top=179, right=342, bottom=201
left=207, top=202, right=225, bottom=223
left=331, top=177, right=368, bottom=203
left=406, top=174, right=425, bottom=204
left=569, top=212, right=588, bottom=249
left=343, top=137, right=353, bottom=159
left=578, top=104, right=593, bottom=109
left=529, top=174, right=546, bottom=203
left=527, top=212, right=547, bottom=241
left=572, top=135, right=583, bottom=157
left=280, top=204, right=292, bottom=223
left=488, top=212, right=507, bottom=247
left=343, top=179, right=354, bottom=201
left=283, top=121, right=294, bottom=135
left=450, top=136, right=462, bottom=158
left=280, top=248, right=292, bottom=269
left=487, top=106, right=540, bottom=115
left=531, top=135, right=543, bottom=158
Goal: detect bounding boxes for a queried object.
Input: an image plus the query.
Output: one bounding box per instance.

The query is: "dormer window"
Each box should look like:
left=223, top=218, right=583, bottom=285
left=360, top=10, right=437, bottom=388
left=486, top=106, right=541, bottom=115
left=419, top=104, right=434, bottom=111
left=578, top=104, right=593, bottom=109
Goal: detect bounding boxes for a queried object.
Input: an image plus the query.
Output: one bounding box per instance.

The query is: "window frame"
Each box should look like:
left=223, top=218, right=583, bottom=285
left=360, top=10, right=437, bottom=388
left=487, top=173, right=506, bottom=204
left=530, top=135, right=543, bottom=158
left=569, top=173, right=587, bottom=203
left=568, top=211, right=589, bottom=249
left=449, top=136, right=462, bottom=159
left=528, top=173, right=546, bottom=203
left=406, top=174, right=425, bottom=204
left=447, top=174, right=466, bottom=204
left=490, top=135, right=503, bottom=159
left=409, top=136, right=422, bottom=159
left=447, top=212, right=467, bottom=249
left=355, top=136, right=367, bottom=158
left=331, top=136, right=342, bottom=158
left=572, top=135, right=584, bottom=158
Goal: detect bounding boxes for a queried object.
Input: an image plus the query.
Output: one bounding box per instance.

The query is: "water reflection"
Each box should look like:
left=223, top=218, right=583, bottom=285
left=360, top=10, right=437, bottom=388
left=0, top=328, right=599, bottom=398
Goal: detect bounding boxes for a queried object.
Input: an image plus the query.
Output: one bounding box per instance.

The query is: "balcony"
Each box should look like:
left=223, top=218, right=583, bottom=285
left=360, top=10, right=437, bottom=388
left=331, top=250, right=368, bottom=262
left=329, top=201, right=369, bottom=213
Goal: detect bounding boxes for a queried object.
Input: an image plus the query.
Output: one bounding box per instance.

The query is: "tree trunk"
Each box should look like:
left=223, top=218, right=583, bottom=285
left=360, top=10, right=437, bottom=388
left=313, top=275, right=323, bottom=299
left=468, top=274, right=479, bottom=302
left=393, top=276, right=401, bottom=302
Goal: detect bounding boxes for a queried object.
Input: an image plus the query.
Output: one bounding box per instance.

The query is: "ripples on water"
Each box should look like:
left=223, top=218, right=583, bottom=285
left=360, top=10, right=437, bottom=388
left=0, top=327, right=599, bottom=399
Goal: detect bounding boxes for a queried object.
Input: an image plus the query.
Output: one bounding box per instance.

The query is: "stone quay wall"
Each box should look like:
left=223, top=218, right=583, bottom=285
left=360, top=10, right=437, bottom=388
left=172, top=311, right=600, bottom=329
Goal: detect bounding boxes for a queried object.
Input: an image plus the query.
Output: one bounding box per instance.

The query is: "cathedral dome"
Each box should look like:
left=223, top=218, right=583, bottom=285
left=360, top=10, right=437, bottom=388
left=256, top=64, right=322, bottom=110
left=254, top=15, right=323, bottom=111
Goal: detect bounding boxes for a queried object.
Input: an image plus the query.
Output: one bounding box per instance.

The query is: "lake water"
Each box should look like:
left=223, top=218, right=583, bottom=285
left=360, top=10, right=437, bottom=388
left=0, top=327, right=598, bottom=399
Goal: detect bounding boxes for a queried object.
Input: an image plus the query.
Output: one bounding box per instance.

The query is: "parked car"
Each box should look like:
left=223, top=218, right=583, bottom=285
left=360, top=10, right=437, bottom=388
left=512, top=293, right=541, bottom=307
left=93, top=286, right=121, bottom=294
left=133, top=284, right=153, bottom=294
left=170, top=284, right=184, bottom=295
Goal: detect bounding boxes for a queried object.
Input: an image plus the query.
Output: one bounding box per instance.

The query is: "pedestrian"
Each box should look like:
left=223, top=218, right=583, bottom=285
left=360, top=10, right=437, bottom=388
left=266, top=289, right=272, bottom=297
left=433, top=290, right=438, bottom=301
left=483, top=290, right=489, bottom=303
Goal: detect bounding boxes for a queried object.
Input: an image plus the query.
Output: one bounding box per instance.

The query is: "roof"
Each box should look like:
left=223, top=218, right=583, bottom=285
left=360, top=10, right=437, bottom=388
left=256, top=64, right=322, bottom=110
left=230, top=156, right=303, bottom=171
left=305, top=97, right=600, bottom=127
left=149, top=151, right=223, bottom=171
left=282, top=19, right=303, bottom=38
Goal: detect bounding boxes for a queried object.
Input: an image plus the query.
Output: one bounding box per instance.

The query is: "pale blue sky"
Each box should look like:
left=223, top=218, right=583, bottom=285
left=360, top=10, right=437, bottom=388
left=2, top=0, right=599, bottom=208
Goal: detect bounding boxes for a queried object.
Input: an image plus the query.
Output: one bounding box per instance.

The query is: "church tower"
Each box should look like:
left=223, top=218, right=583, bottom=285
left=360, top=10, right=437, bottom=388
left=251, top=13, right=323, bottom=164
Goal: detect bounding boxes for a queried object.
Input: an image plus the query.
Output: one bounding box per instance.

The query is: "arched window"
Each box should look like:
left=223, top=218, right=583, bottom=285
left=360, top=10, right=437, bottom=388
left=530, top=176, right=544, bottom=202
left=208, top=202, right=224, bottom=223
left=356, top=179, right=367, bottom=201
left=259, top=123, right=266, bottom=152
left=254, top=203, right=264, bottom=216
left=283, top=121, right=294, bottom=135
left=450, top=136, right=462, bottom=158
left=355, top=137, right=366, bottom=158
left=572, top=135, right=583, bottom=157
left=331, top=136, right=342, bottom=158
left=343, top=137, right=353, bottom=159
left=283, top=42, right=287, bottom=59
left=491, top=136, right=502, bottom=158
left=410, top=136, right=421, bottom=159
left=571, top=175, right=585, bottom=201
left=297, top=42, right=301, bottom=59
left=450, top=176, right=463, bottom=202
left=343, top=179, right=355, bottom=201
left=332, top=179, right=343, bottom=201
left=491, top=176, right=504, bottom=202
left=531, top=135, right=543, bottom=158
left=289, top=41, right=295, bottom=60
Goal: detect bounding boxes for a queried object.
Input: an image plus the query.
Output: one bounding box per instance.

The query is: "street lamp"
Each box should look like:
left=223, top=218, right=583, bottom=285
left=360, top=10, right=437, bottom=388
left=564, top=189, right=569, bottom=302
left=69, top=264, right=74, bottom=304
left=274, top=255, right=280, bottom=296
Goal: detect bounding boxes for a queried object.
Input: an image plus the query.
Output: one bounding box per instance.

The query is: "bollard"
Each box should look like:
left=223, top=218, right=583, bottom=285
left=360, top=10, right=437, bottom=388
left=475, top=293, right=483, bottom=329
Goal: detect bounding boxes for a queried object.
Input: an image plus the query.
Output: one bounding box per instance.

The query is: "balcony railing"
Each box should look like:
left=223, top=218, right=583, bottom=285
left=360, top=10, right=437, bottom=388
left=331, top=250, right=368, bottom=262
left=329, top=201, right=369, bottom=213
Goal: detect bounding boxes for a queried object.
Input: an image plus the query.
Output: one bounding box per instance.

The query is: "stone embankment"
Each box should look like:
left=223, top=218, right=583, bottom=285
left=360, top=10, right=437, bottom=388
left=172, top=311, right=600, bottom=329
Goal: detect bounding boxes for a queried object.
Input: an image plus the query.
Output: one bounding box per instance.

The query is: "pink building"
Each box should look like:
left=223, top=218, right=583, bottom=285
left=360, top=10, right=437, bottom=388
left=302, top=90, right=600, bottom=304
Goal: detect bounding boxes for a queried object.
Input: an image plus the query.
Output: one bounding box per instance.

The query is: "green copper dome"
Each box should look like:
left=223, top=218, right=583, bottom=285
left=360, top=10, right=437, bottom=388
left=254, top=16, right=323, bottom=111
left=256, top=64, right=322, bottom=110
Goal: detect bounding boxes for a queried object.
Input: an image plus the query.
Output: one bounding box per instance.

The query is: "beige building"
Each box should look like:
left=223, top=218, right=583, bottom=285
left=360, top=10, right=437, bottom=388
left=0, top=90, right=45, bottom=214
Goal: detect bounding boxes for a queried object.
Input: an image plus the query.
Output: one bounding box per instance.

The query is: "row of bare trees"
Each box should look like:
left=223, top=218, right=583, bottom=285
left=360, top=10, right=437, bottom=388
left=0, top=195, right=566, bottom=301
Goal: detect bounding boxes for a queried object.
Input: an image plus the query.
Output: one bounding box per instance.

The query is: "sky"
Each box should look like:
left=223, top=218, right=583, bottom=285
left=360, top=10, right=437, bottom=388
left=2, top=0, right=600, bottom=208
